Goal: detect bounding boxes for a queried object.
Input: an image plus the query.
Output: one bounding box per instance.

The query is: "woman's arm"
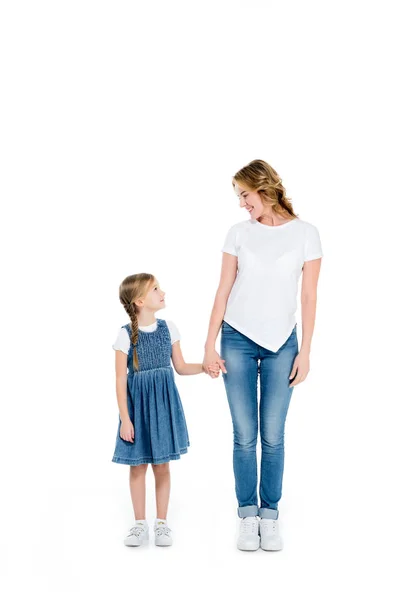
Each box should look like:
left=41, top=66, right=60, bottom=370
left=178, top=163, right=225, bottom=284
left=202, top=252, right=238, bottom=375
left=300, top=257, right=322, bottom=352
left=289, top=257, right=322, bottom=387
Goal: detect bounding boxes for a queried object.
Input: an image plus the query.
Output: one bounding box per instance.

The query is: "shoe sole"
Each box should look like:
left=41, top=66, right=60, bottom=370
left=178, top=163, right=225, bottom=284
left=124, top=536, right=149, bottom=547
left=237, top=538, right=260, bottom=551
left=260, top=542, right=283, bottom=551
left=155, top=540, right=173, bottom=546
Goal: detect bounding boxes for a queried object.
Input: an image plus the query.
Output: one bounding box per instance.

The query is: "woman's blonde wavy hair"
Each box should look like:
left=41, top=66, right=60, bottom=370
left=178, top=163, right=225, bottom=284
left=118, top=273, right=156, bottom=371
left=232, top=159, right=298, bottom=220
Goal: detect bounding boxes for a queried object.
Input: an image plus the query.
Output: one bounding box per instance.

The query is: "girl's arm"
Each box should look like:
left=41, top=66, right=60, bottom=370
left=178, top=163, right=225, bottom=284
left=171, top=341, right=219, bottom=376
left=115, top=350, right=129, bottom=418
left=115, top=350, right=134, bottom=441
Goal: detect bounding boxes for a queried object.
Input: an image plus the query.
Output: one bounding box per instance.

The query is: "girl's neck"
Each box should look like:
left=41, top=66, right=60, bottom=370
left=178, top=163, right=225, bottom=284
left=137, top=314, right=157, bottom=327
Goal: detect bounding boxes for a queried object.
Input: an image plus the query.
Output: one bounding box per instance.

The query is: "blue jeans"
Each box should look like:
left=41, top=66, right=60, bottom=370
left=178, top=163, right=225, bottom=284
left=220, top=320, right=298, bottom=520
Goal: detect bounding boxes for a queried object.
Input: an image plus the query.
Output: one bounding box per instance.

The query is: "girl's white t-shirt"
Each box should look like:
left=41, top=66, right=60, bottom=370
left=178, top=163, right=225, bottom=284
left=112, top=320, right=180, bottom=354
left=221, top=217, right=323, bottom=352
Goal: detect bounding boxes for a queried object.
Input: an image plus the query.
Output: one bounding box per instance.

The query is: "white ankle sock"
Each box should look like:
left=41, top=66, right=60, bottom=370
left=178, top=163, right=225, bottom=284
left=136, top=519, right=148, bottom=527
left=155, top=518, right=167, bottom=526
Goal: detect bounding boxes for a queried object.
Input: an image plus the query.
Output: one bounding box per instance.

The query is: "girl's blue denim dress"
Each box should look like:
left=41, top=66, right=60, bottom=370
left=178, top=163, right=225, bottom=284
left=112, top=318, right=190, bottom=465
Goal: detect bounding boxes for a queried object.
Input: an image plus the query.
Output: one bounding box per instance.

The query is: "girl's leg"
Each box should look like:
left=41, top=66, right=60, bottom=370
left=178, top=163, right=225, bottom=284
left=151, top=462, right=171, bottom=519
left=129, top=464, right=148, bottom=520
left=220, top=322, right=260, bottom=517
left=258, top=326, right=298, bottom=519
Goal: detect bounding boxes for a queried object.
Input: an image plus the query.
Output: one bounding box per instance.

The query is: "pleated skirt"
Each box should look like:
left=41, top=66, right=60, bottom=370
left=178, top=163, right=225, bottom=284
left=112, top=366, right=190, bottom=465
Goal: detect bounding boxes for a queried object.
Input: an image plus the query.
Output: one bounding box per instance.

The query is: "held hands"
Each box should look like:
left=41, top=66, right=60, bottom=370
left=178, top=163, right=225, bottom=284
left=202, top=348, right=227, bottom=379
left=120, top=418, right=134, bottom=442
left=202, top=362, right=220, bottom=377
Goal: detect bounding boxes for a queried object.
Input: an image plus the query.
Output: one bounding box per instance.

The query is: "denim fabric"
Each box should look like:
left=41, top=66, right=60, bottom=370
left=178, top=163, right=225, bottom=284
left=220, top=320, right=298, bottom=519
left=112, top=319, right=190, bottom=466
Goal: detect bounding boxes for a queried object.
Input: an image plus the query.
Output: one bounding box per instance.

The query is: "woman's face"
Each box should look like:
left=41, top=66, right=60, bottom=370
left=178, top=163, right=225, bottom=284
left=234, top=182, right=264, bottom=220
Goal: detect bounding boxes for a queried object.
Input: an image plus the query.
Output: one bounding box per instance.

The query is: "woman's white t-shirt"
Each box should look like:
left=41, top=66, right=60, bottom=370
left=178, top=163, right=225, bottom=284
left=221, top=217, right=323, bottom=352
left=112, top=320, right=181, bottom=354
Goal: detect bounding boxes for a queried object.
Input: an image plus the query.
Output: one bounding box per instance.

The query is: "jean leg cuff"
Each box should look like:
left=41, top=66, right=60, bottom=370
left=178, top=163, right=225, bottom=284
left=259, top=507, right=279, bottom=520
left=237, top=505, right=259, bottom=518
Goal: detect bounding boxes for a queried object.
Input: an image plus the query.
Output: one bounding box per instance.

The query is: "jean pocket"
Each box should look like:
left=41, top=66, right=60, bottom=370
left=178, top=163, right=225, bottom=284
left=221, top=321, right=236, bottom=334
left=279, top=325, right=297, bottom=348
left=286, top=326, right=298, bottom=346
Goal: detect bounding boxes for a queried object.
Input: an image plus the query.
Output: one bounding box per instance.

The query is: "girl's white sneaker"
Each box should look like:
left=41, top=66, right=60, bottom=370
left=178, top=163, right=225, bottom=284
left=154, top=522, right=173, bottom=546
left=260, top=518, right=283, bottom=551
left=124, top=522, right=149, bottom=546
left=237, top=516, right=260, bottom=551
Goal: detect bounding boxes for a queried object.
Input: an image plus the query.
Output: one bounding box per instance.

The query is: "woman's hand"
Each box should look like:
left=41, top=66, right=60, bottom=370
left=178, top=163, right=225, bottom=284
left=120, top=418, right=134, bottom=442
left=289, top=349, right=310, bottom=387
left=203, top=348, right=227, bottom=378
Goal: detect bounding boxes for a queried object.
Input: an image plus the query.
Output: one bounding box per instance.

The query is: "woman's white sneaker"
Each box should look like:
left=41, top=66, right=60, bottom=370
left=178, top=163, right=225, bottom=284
left=260, top=518, right=283, bottom=551
left=237, top=516, right=260, bottom=551
left=124, top=521, right=149, bottom=546
left=154, top=521, right=173, bottom=546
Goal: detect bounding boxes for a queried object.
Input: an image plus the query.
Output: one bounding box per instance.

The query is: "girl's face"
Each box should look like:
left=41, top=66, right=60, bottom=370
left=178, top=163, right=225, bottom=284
left=143, top=279, right=166, bottom=310
left=234, top=181, right=264, bottom=220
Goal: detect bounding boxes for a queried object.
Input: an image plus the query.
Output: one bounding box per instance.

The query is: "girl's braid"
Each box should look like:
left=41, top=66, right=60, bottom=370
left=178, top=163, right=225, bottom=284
left=124, top=302, right=140, bottom=371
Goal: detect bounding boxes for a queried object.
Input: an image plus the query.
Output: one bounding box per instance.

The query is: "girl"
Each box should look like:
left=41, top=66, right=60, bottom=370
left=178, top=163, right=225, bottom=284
left=112, top=273, right=219, bottom=547
left=202, top=159, right=323, bottom=551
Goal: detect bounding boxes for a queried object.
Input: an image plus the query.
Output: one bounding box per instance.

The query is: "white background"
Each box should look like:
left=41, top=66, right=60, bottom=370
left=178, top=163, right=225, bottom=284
left=1, top=1, right=399, bottom=598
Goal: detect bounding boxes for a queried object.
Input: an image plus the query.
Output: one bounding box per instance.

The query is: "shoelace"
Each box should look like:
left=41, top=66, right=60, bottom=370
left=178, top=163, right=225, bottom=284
left=128, top=525, right=146, bottom=538
left=240, top=518, right=259, bottom=535
left=155, top=525, right=171, bottom=537
left=261, top=520, right=278, bottom=534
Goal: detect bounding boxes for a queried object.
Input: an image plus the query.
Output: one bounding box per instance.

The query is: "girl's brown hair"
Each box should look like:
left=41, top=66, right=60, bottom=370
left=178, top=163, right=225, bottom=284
left=232, top=159, right=298, bottom=220
left=118, top=273, right=156, bottom=371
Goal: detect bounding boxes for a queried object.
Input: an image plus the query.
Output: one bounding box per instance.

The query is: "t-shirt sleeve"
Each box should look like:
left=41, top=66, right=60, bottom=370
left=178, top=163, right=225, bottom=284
left=221, top=224, right=238, bottom=256
left=112, top=327, right=130, bottom=354
left=166, top=320, right=181, bottom=345
left=304, top=224, right=323, bottom=262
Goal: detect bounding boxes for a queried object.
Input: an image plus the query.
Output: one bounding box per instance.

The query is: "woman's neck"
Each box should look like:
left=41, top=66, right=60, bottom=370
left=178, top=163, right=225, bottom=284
left=258, top=211, right=293, bottom=226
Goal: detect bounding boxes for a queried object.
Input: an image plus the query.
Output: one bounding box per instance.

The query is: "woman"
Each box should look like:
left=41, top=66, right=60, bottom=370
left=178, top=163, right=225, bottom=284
left=202, top=159, right=323, bottom=552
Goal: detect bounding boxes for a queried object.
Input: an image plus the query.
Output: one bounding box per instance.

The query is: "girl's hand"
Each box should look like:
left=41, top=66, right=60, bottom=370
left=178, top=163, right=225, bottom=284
left=289, top=350, right=310, bottom=387
left=203, top=348, right=227, bottom=377
left=120, top=418, right=134, bottom=442
left=202, top=362, right=220, bottom=377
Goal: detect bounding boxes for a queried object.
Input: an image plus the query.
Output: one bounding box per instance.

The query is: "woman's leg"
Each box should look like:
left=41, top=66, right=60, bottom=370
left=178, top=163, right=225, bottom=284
left=258, top=327, right=298, bottom=519
left=129, top=463, right=148, bottom=520
left=151, top=462, right=171, bottom=519
left=220, top=323, right=260, bottom=517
